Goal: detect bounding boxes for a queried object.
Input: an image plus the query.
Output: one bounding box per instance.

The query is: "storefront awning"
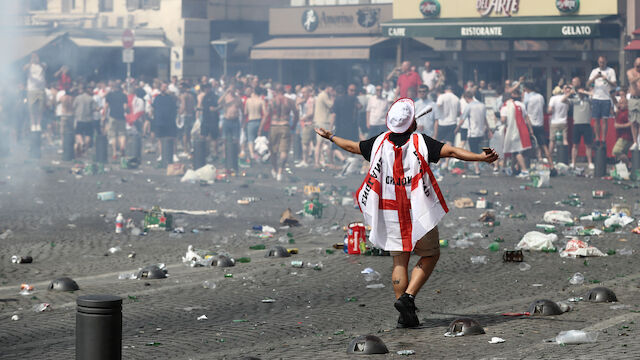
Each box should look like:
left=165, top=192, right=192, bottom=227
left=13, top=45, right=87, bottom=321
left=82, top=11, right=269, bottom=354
left=10, top=33, right=67, bottom=63
left=251, top=37, right=390, bottom=60
left=382, top=15, right=608, bottom=39
left=70, top=36, right=168, bottom=48
left=625, top=40, right=640, bottom=51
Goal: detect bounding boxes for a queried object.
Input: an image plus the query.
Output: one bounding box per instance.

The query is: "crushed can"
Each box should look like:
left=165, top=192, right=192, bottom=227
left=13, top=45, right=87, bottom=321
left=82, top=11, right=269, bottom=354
left=346, top=222, right=366, bottom=255
left=304, top=197, right=323, bottom=218
left=144, top=206, right=173, bottom=231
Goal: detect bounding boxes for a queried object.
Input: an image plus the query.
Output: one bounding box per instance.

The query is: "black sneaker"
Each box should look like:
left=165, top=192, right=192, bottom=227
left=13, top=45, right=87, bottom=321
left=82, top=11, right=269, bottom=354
left=550, top=168, right=558, bottom=177
left=394, top=294, right=419, bottom=328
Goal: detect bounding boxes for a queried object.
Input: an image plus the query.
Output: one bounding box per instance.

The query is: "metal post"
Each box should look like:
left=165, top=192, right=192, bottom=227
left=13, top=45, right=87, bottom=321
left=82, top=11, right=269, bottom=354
left=557, top=144, right=569, bottom=165
left=95, top=134, right=108, bottom=164
left=594, top=145, right=607, bottom=178
left=632, top=149, right=640, bottom=180
left=193, top=138, right=207, bottom=169
left=62, top=130, right=75, bottom=161
left=76, top=295, right=122, bottom=360
left=223, top=43, right=228, bottom=77
left=161, top=137, right=174, bottom=168
left=126, top=63, right=131, bottom=94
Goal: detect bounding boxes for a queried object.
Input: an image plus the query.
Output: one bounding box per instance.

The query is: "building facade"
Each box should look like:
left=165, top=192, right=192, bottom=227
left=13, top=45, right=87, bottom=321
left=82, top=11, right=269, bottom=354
left=250, top=1, right=394, bottom=85
left=382, top=0, right=624, bottom=98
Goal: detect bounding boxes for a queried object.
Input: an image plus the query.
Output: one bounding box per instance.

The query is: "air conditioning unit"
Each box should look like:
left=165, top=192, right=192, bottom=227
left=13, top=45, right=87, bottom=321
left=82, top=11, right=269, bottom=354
left=100, top=15, right=109, bottom=28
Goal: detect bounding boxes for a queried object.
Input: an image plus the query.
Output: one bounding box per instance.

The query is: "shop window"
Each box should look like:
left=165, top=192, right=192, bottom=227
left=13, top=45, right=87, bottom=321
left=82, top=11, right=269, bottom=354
left=185, top=48, right=195, bottom=57
left=28, top=0, right=47, bottom=11
left=127, top=0, right=160, bottom=11
left=99, top=0, right=114, bottom=12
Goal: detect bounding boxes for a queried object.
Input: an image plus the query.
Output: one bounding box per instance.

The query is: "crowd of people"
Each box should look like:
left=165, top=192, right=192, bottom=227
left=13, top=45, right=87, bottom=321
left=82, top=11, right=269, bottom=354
left=2, top=52, right=639, bottom=179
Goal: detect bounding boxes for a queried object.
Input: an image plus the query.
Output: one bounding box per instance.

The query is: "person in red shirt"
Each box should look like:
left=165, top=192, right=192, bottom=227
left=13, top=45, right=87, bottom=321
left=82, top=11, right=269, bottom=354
left=612, top=89, right=633, bottom=168
left=54, top=66, right=71, bottom=91
left=389, top=61, right=422, bottom=98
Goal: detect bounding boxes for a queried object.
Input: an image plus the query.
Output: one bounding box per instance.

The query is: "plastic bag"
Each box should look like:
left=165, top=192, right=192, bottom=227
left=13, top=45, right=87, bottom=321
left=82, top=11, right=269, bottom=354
left=543, top=210, right=573, bottom=224
left=516, top=231, right=557, bottom=251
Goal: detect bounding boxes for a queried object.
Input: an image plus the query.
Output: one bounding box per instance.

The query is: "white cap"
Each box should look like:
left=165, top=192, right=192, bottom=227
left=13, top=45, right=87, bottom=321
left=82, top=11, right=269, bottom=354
left=386, top=98, right=415, bottom=134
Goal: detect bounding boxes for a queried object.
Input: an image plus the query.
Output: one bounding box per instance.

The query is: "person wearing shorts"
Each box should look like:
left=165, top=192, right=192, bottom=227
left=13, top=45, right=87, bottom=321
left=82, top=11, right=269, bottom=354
left=314, top=98, right=498, bottom=329
left=626, top=57, right=640, bottom=150
left=296, top=86, right=315, bottom=168
left=587, top=56, right=616, bottom=145
left=72, top=85, right=96, bottom=157
left=569, top=89, right=594, bottom=169
left=612, top=90, right=633, bottom=168
left=548, top=85, right=571, bottom=157
left=244, top=87, right=266, bottom=163
left=265, top=85, right=298, bottom=181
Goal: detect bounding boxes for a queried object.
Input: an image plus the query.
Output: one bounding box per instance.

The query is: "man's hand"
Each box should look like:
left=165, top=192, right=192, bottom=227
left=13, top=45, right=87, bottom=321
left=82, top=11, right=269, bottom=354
left=315, top=127, right=332, bottom=140
left=480, top=148, right=499, bottom=163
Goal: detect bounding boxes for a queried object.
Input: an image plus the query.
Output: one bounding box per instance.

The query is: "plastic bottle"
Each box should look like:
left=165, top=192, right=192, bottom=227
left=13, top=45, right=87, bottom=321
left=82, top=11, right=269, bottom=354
left=366, top=283, right=385, bottom=289
left=519, top=262, right=531, bottom=271
left=115, top=213, right=124, bottom=234
left=470, top=256, right=488, bottom=264
left=555, top=330, right=598, bottom=344
left=488, top=242, right=500, bottom=252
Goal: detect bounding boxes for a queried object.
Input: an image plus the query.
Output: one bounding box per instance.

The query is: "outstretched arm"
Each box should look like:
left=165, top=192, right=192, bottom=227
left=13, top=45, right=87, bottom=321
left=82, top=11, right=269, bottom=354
left=315, top=127, right=361, bottom=154
left=440, top=143, right=498, bottom=163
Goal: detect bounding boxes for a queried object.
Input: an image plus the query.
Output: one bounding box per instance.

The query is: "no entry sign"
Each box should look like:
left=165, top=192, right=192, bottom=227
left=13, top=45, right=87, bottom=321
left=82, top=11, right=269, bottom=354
left=122, top=29, right=134, bottom=49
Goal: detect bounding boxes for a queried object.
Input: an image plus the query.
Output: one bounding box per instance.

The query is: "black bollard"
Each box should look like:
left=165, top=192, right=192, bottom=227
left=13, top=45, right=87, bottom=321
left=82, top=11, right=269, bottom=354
left=193, top=138, right=207, bottom=169
left=556, top=144, right=569, bottom=165
left=632, top=149, right=640, bottom=180
left=95, top=134, right=108, bottom=163
left=76, top=295, right=122, bottom=360
left=29, top=131, right=41, bottom=159
left=125, top=134, right=142, bottom=161
left=62, top=130, right=75, bottom=161
left=161, top=137, right=174, bottom=168
left=594, top=144, right=607, bottom=178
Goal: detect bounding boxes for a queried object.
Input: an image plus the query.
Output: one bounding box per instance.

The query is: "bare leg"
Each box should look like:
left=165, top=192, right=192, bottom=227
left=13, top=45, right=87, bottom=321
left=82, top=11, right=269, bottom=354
left=515, top=153, right=527, bottom=174
left=593, top=118, right=601, bottom=143
left=392, top=253, right=410, bottom=299
left=586, top=146, right=593, bottom=166
left=632, top=123, right=639, bottom=148
left=406, top=254, right=440, bottom=296
left=571, top=144, right=578, bottom=165
left=543, top=145, right=555, bottom=168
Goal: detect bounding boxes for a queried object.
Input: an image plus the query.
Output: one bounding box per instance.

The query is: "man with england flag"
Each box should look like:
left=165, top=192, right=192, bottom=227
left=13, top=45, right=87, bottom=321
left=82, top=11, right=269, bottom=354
left=315, top=98, right=498, bottom=328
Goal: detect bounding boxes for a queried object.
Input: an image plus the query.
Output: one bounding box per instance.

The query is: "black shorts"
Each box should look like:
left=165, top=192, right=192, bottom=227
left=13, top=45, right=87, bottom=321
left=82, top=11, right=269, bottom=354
left=156, top=126, right=177, bottom=139
left=438, top=124, right=456, bottom=144
left=532, top=126, right=548, bottom=146
left=572, top=124, right=594, bottom=146
left=201, top=117, right=220, bottom=140
left=75, top=122, right=94, bottom=137
left=459, top=128, right=468, bottom=141
left=468, top=136, right=483, bottom=154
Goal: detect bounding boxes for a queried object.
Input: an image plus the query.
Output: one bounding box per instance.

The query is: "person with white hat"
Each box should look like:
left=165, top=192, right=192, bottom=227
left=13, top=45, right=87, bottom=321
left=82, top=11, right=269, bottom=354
left=315, top=98, right=498, bottom=328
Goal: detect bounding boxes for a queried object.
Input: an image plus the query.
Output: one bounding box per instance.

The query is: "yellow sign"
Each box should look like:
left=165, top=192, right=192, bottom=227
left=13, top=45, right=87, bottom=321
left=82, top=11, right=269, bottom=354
left=393, top=0, right=617, bottom=20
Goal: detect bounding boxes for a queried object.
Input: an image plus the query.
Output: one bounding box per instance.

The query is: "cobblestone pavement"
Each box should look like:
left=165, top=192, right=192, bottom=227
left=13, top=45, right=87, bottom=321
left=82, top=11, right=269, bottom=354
left=0, top=143, right=639, bottom=359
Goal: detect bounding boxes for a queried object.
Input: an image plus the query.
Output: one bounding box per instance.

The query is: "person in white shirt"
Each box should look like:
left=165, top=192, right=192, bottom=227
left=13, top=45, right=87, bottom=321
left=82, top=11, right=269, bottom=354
left=366, top=85, right=389, bottom=136
left=500, top=89, right=532, bottom=178
left=523, top=82, right=555, bottom=170
left=460, top=91, right=488, bottom=174
left=362, top=76, right=376, bottom=97
left=435, top=85, right=459, bottom=145
left=24, top=53, right=47, bottom=132
left=421, top=61, right=440, bottom=91
left=381, top=81, right=395, bottom=102
left=547, top=85, right=571, bottom=158
left=415, top=85, right=436, bottom=137
left=587, top=55, right=617, bottom=145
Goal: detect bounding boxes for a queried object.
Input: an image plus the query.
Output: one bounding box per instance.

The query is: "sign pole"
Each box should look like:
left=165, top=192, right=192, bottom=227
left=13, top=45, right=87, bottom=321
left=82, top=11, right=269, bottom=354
left=223, top=43, right=228, bottom=77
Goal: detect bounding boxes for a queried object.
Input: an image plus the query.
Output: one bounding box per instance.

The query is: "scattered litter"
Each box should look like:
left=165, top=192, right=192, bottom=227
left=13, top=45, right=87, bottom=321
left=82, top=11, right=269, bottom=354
left=33, top=303, right=51, bottom=312
left=478, top=211, right=495, bottom=222
left=560, top=239, right=606, bottom=258
left=617, top=248, right=633, bottom=255
left=11, top=255, right=33, bottom=264
left=604, top=214, right=634, bottom=228
left=454, top=197, right=474, bottom=208
left=97, top=191, right=116, bottom=201
left=180, top=164, right=216, bottom=183
left=202, top=281, right=217, bottom=289
left=470, top=256, right=487, bottom=264
left=108, top=246, right=122, bottom=254
left=543, top=210, right=573, bottom=225
left=0, top=229, right=13, bottom=240
left=197, top=315, right=208, bottom=320
left=366, top=283, right=385, bottom=289
left=397, top=350, right=416, bottom=355
left=20, top=284, right=34, bottom=295
left=518, top=262, right=531, bottom=271
left=118, top=273, right=136, bottom=280
left=568, top=297, right=583, bottom=302
left=261, top=299, right=276, bottom=303
left=516, top=232, right=557, bottom=251
left=569, top=273, right=584, bottom=285
left=11, top=315, right=19, bottom=321
left=488, top=337, right=505, bottom=344
left=610, top=304, right=631, bottom=310
left=555, top=330, right=598, bottom=345
left=361, top=268, right=381, bottom=281
left=280, top=208, right=299, bottom=226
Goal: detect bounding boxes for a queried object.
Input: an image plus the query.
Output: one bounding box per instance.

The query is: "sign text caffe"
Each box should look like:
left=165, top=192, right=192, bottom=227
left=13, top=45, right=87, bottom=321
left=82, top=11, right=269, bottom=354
left=269, top=4, right=392, bottom=36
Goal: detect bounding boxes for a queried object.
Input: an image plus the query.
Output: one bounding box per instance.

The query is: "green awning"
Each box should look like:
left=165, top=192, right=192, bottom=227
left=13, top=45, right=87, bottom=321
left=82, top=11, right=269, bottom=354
left=382, top=15, right=609, bottom=39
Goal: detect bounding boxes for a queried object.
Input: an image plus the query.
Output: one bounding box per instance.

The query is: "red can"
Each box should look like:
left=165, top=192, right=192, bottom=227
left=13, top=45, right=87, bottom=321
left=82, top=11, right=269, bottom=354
left=347, top=222, right=366, bottom=255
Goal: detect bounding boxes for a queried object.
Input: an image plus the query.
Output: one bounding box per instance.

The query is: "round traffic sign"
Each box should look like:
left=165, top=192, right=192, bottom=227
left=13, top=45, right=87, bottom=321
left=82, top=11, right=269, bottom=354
left=122, top=29, right=134, bottom=49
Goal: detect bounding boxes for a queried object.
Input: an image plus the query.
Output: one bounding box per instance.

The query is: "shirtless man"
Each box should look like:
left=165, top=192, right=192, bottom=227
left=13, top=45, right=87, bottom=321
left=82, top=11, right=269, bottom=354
left=218, top=82, right=243, bottom=172
left=262, top=84, right=299, bottom=181
left=625, top=57, right=640, bottom=150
